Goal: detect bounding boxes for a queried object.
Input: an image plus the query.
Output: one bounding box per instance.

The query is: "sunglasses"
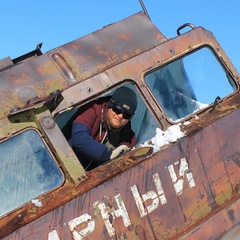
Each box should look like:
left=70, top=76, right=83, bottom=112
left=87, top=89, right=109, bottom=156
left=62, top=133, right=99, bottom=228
left=112, top=103, right=133, bottom=120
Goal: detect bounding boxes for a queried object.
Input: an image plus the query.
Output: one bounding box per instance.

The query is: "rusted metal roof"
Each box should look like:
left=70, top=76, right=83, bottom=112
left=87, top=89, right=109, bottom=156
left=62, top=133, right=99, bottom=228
left=0, top=12, right=166, bottom=119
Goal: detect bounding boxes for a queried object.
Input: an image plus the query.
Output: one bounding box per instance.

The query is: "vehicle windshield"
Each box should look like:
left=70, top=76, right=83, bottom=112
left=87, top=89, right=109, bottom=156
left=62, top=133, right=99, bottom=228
left=145, top=47, right=237, bottom=121
left=0, top=129, right=63, bottom=217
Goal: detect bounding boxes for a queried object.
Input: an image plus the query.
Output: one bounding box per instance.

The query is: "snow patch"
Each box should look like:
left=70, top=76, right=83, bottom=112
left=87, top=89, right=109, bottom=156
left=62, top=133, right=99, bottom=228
left=140, top=125, right=185, bottom=152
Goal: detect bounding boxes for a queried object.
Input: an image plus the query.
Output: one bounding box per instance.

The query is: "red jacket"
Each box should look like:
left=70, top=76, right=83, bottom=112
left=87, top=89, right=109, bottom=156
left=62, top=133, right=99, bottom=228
left=68, top=97, right=136, bottom=170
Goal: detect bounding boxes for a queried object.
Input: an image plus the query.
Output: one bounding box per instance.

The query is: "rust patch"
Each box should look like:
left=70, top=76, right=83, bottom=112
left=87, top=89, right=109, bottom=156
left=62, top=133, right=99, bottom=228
left=129, top=147, right=153, bottom=160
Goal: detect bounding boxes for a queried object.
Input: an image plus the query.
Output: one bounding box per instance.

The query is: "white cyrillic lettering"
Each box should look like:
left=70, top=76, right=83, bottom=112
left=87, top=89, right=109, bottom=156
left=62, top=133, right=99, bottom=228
left=153, top=173, right=167, bottom=204
left=131, top=185, right=147, bottom=217
left=114, top=194, right=131, bottom=227
left=168, top=157, right=196, bottom=195
left=98, top=202, right=115, bottom=237
left=68, top=213, right=95, bottom=240
left=142, top=190, right=159, bottom=214
left=98, top=194, right=131, bottom=237
left=131, top=175, right=167, bottom=218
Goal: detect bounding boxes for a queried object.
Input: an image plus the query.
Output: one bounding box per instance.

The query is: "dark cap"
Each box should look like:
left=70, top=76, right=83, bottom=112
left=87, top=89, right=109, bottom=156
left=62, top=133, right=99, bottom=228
left=109, top=87, right=138, bottom=115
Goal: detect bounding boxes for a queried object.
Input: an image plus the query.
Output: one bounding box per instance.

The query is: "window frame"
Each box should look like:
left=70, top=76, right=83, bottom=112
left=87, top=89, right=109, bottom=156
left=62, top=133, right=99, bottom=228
left=143, top=45, right=238, bottom=123
left=0, top=127, right=64, bottom=217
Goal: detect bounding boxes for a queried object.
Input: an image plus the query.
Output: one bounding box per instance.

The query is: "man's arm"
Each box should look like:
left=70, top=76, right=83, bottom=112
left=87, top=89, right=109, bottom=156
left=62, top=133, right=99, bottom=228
left=70, top=122, right=112, bottom=162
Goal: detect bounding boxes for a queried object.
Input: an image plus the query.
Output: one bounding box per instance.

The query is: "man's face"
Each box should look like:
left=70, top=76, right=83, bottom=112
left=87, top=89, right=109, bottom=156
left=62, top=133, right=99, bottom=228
left=106, top=108, right=129, bottom=129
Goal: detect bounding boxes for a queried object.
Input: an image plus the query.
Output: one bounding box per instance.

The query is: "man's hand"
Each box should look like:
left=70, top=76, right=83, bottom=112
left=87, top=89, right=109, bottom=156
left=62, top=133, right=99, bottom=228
left=110, top=145, right=130, bottom=160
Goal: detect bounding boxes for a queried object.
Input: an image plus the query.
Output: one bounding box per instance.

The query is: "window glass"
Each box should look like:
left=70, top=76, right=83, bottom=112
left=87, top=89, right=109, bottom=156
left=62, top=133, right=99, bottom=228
left=0, top=129, right=63, bottom=216
left=56, top=83, right=159, bottom=148
left=145, top=47, right=237, bottom=121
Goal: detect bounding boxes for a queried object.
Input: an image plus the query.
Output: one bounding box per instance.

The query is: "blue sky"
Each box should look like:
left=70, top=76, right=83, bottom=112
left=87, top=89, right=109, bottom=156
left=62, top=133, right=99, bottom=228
left=1, top=1, right=240, bottom=72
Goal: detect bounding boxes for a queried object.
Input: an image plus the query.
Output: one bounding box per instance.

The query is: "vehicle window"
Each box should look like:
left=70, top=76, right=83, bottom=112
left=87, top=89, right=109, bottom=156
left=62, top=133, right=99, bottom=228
left=0, top=129, right=63, bottom=217
left=145, top=47, right=237, bottom=122
left=56, top=83, right=159, bottom=163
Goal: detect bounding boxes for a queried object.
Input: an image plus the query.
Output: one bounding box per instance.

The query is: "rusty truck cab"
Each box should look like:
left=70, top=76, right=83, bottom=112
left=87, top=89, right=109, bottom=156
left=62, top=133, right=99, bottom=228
left=1, top=12, right=240, bottom=239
